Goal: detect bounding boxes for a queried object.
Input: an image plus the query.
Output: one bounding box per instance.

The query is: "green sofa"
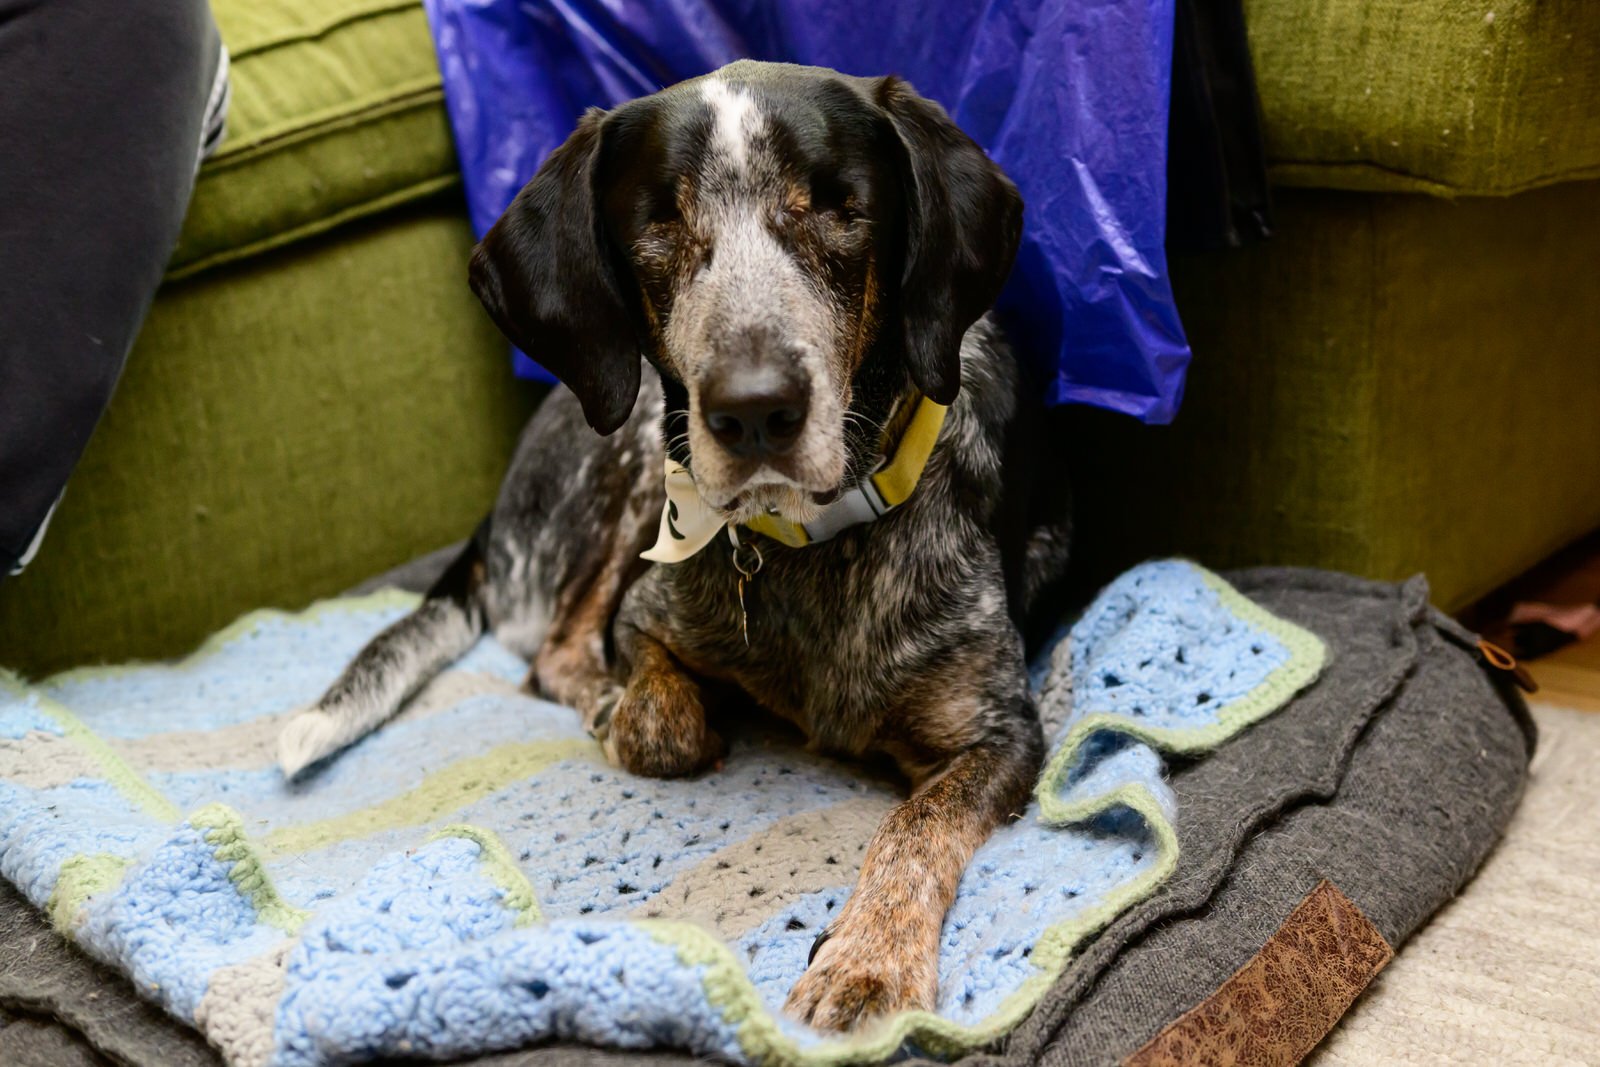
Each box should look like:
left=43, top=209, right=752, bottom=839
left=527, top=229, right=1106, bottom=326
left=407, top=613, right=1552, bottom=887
left=3, top=0, right=1597, bottom=676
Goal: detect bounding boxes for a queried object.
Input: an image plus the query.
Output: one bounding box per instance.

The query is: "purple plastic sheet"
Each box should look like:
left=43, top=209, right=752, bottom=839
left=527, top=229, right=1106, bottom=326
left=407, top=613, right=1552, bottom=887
left=424, top=0, right=1191, bottom=422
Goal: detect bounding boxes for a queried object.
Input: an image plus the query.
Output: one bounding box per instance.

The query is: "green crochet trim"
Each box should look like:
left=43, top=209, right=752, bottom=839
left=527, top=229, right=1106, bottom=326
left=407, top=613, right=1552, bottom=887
left=1034, top=565, right=1327, bottom=819
left=190, top=803, right=309, bottom=933
left=46, top=853, right=132, bottom=934
left=43, top=804, right=315, bottom=939
left=431, top=824, right=544, bottom=926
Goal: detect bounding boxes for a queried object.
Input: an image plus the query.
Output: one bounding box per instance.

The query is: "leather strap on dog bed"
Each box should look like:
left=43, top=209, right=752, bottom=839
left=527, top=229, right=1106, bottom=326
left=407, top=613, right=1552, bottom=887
left=1125, top=880, right=1392, bottom=1067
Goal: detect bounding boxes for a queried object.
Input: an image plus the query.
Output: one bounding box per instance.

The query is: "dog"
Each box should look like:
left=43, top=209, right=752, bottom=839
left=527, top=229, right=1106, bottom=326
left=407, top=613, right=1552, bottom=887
left=275, top=60, right=1071, bottom=1033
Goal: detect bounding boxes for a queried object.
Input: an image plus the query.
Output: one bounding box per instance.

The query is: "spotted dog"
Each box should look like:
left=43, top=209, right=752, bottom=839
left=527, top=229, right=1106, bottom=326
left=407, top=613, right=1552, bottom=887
left=276, top=60, right=1071, bottom=1033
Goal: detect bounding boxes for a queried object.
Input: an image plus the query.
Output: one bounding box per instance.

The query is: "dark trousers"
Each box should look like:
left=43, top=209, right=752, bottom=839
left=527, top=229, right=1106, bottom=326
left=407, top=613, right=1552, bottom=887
left=0, top=0, right=223, bottom=575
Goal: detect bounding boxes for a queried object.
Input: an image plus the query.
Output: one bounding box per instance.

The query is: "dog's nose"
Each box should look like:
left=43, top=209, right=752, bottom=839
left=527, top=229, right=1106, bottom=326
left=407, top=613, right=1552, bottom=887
left=702, top=365, right=810, bottom=458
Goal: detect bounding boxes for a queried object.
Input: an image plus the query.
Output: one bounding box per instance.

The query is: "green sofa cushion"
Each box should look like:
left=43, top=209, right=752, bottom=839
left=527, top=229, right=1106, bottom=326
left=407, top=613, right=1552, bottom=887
left=169, top=0, right=458, bottom=279
left=1068, top=179, right=1600, bottom=611
left=1247, top=0, right=1600, bottom=196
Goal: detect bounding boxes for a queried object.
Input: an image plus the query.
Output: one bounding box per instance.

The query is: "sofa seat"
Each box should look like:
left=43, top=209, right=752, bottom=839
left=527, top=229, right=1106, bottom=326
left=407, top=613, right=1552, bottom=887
left=1246, top=0, right=1600, bottom=195
left=169, top=0, right=457, bottom=279
left=1070, top=180, right=1600, bottom=611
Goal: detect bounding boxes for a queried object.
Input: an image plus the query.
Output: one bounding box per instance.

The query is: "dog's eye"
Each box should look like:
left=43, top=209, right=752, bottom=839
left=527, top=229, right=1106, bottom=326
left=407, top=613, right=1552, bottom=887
left=808, top=176, right=861, bottom=224
left=646, top=184, right=683, bottom=227
left=818, top=203, right=859, bottom=225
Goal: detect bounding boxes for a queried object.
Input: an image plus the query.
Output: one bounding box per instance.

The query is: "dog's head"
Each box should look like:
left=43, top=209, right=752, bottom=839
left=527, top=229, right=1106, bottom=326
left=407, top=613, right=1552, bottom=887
left=470, top=61, right=1021, bottom=524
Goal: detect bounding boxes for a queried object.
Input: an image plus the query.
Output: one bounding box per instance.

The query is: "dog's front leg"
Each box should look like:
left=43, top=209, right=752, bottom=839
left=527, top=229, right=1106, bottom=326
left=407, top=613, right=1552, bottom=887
left=597, top=631, right=725, bottom=778
left=785, top=725, right=1039, bottom=1032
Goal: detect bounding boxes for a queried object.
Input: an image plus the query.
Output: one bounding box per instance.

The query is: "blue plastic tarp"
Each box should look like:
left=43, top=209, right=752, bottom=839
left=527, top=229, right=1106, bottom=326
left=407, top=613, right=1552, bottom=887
left=424, top=0, right=1191, bottom=423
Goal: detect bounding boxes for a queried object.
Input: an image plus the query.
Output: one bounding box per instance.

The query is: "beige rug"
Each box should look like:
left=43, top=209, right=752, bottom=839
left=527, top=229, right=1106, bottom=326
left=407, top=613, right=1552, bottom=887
left=1312, top=703, right=1600, bottom=1066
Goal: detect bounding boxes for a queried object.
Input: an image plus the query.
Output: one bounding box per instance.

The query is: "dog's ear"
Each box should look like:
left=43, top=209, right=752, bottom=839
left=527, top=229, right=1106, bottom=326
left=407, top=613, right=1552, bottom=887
left=469, top=109, right=641, bottom=434
left=878, top=78, right=1022, bottom=404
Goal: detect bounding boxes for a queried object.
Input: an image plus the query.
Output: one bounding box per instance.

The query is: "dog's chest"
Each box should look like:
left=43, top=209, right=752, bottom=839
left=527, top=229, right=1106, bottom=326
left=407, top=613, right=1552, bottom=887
left=647, top=522, right=975, bottom=753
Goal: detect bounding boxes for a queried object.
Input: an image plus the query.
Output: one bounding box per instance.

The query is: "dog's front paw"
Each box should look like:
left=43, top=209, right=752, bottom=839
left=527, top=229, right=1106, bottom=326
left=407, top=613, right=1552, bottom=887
left=784, top=918, right=936, bottom=1032
left=602, top=674, right=724, bottom=778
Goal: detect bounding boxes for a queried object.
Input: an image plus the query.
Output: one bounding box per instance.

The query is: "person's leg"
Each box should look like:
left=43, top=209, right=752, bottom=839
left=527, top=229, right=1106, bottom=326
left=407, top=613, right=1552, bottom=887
left=0, top=0, right=226, bottom=576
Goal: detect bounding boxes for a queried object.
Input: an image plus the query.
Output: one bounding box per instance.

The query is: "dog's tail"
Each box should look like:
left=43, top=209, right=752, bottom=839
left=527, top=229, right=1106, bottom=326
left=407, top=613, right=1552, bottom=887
left=276, top=523, right=491, bottom=777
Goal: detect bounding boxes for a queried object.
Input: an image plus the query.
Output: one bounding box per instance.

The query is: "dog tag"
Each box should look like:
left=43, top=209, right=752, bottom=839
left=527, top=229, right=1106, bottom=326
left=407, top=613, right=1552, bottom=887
left=730, top=531, right=763, bottom=647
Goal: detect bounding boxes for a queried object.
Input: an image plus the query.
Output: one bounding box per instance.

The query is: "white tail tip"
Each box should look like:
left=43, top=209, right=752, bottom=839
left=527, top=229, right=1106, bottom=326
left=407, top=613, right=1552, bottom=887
left=276, top=709, right=345, bottom=778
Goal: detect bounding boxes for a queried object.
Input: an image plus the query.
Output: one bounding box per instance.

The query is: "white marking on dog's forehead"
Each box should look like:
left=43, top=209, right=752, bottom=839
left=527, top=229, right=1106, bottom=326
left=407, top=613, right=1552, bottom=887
left=701, top=78, right=765, bottom=172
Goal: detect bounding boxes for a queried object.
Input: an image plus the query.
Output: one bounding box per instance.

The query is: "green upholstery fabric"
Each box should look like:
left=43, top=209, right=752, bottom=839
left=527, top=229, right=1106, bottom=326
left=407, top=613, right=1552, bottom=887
left=0, top=202, right=535, bottom=677
left=168, top=0, right=455, bottom=279
left=1246, top=0, right=1600, bottom=195
left=1070, top=180, right=1600, bottom=610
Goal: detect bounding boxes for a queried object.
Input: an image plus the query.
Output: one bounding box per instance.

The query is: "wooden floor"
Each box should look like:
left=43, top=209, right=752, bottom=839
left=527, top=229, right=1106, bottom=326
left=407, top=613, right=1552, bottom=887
left=1468, top=531, right=1600, bottom=712
left=1532, top=642, right=1600, bottom=712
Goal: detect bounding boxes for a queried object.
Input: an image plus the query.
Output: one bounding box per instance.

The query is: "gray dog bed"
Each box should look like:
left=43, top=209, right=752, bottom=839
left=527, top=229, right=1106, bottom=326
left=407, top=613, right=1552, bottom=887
left=0, top=566, right=1533, bottom=1066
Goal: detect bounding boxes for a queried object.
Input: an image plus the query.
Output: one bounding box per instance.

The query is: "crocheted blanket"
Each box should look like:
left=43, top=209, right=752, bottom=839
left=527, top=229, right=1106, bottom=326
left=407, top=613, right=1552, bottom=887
left=0, top=561, right=1324, bottom=1067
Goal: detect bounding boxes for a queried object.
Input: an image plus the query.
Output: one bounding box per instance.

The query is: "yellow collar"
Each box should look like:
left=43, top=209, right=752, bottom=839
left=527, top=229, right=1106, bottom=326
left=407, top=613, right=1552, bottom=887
left=640, top=395, right=948, bottom=563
